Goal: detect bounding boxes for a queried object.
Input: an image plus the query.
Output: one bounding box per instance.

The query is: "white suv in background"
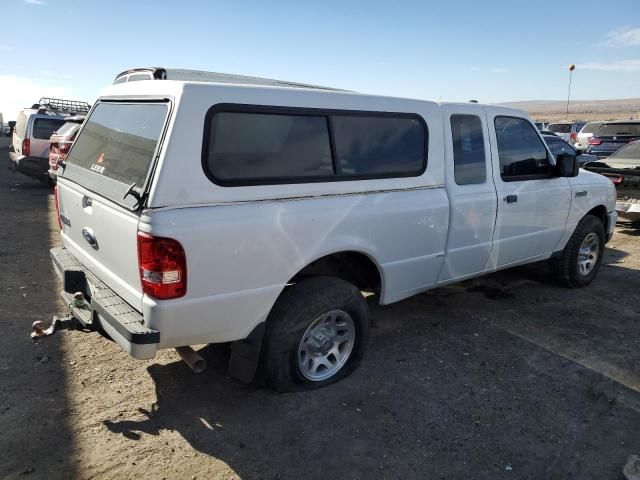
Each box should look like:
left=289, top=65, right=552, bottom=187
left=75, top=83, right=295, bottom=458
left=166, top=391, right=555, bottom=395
left=9, top=98, right=90, bottom=185
left=547, top=122, right=586, bottom=145
left=574, top=121, right=604, bottom=152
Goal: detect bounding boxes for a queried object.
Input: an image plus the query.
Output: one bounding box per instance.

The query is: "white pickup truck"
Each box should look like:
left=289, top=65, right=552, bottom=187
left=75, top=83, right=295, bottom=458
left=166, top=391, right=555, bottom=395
left=44, top=69, right=617, bottom=392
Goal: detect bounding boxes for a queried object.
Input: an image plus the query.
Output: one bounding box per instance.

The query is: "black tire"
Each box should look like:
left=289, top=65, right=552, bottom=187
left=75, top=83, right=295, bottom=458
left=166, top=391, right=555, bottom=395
left=549, top=214, right=605, bottom=287
left=261, top=276, right=369, bottom=392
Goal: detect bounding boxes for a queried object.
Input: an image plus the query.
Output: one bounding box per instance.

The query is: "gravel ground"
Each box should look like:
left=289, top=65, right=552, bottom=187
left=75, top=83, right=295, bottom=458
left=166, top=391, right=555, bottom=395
left=1, top=144, right=640, bottom=479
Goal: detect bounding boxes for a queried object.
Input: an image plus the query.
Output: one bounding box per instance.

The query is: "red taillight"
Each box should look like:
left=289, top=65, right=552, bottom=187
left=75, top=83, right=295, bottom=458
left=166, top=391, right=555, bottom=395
left=58, top=141, right=71, bottom=153
left=22, top=138, right=30, bottom=156
left=137, top=232, right=187, bottom=299
left=570, top=133, right=577, bottom=142
left=589, top=138, right=602, bottom=145
left=54, top=185, right=62, bottom=230
left=604, top=173, right=624, bottom=185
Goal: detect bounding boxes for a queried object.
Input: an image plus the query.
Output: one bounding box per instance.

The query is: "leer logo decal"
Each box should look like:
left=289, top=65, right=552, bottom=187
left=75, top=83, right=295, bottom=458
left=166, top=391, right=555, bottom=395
left=91, top=152, right=106, bottom=174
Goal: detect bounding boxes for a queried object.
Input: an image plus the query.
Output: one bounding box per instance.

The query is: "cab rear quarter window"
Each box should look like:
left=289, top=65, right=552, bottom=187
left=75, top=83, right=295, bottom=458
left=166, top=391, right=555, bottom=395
left=450, top=114, right=486, bottom=185
left=202, top=104, right=428, bottom=186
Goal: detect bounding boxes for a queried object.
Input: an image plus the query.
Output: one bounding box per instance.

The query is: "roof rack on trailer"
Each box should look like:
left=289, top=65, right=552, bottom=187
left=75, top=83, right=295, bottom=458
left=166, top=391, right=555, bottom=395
left=33, top=97, right=91, bottom=115
left=114, top=67, right=350, bottom=92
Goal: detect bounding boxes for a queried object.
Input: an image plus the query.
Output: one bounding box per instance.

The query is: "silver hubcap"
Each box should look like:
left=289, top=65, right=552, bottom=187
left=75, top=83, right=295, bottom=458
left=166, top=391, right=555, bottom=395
left=297, top=309, right=355, bottom=382
left=578, top=232, right=600, bottom=276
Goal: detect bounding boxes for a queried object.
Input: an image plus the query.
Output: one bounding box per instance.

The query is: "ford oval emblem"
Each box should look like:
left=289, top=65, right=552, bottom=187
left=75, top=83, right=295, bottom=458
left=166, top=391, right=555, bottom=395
left=81, top=227, right=98, bottom=248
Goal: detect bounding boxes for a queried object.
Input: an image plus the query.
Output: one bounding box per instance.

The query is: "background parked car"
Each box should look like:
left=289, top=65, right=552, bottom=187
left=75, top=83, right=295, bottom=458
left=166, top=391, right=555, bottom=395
left=583, top=140, right=640, bottom=222
left=574, top=121, right=604, bottom=151
left=535, top=121, right=548, bottom=131
left=9, top=98, right=90, bottom=185
left=587, top=120, right=640, bottom=159
left=539, top=130, right=559, bottom=137
left=48, top=116, right=85, bottom=182
left=542, top=133, right=598, bottom=165
left=546, top=121, right=587, bottom=144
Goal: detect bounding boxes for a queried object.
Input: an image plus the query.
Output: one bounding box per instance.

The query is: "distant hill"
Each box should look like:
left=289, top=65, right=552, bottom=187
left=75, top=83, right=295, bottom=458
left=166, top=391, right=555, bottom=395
left=499, top=98, right=640, bottom=122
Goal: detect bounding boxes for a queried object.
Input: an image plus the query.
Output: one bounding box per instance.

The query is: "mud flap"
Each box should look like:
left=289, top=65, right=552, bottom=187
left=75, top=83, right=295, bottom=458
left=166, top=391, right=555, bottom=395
left=228, top=322, right=265, bottom=384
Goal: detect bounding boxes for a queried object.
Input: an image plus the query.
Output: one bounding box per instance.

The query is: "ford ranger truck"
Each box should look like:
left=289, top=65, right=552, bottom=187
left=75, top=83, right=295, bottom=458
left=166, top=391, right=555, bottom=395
left=40, top=69, right=617, bottom=392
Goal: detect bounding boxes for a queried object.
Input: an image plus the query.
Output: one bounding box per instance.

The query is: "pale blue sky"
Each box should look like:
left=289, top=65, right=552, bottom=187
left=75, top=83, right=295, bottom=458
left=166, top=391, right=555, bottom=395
left=1, top=0, right=639, bottom=119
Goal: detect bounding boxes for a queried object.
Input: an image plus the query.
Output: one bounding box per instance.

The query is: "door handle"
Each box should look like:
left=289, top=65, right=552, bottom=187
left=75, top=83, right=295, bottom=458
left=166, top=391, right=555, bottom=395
left=575, top=190, right=588, bottom=197
left=504, top=195, right=518, bottom=204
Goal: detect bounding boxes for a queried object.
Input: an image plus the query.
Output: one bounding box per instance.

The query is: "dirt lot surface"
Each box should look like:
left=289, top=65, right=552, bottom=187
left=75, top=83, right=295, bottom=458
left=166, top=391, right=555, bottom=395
left=1, top=144, right=640, bottom=479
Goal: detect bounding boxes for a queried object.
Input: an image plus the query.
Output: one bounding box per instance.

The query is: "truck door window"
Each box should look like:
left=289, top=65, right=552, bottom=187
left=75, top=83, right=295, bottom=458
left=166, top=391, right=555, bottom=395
left=450, top=114, right=486, bottom=185
left=495, top=116, right=550, bottom=181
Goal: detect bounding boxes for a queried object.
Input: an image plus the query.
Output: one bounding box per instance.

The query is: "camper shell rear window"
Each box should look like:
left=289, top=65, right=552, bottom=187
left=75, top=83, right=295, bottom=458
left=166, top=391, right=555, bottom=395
left=202, top=104, right=428, bottom=186
left=62, top=100, right=170, bottom=209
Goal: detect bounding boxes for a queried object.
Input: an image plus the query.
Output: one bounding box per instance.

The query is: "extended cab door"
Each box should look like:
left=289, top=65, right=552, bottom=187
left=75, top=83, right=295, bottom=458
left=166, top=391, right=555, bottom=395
left=437, top=105, right=497, bottom=282
left=486, top=113, right=571, bottom=268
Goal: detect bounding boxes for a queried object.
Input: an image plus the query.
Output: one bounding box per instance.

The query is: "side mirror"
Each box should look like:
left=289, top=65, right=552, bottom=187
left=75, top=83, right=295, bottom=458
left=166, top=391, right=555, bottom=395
left=575, top=149, right=583, bottom=155
left=554, top=153, right=579, bottom=177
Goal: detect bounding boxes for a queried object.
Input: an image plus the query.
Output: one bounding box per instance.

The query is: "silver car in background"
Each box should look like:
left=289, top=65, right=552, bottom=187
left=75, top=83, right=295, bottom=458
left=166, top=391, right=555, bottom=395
left=547, top=122, right=587, bottom=145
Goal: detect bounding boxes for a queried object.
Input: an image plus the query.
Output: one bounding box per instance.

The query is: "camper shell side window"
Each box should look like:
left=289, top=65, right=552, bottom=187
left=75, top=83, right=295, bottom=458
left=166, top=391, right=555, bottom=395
left=202, top=104, right=428, bottom=187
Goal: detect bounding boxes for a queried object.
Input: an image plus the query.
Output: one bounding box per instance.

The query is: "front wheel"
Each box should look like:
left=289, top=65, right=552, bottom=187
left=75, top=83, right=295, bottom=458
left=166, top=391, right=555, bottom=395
left=549, top=214, right=605, bottom=287
left=261, top=276, right=369, bottom=392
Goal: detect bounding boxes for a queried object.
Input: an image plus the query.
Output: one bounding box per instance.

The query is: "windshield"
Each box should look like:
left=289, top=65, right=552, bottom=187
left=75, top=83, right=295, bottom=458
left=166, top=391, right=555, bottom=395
left=608, top=142, right=640, bottom=165
left=547, top=124, right=571, bottom=133
left=596, top=123, right=640, bottom=137
left=65, top=102, right=168, bottom=188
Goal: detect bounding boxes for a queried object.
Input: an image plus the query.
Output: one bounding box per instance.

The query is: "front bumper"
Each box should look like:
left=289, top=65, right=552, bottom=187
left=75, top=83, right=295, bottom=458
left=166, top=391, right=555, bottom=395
left=51, top=247, right=159, bottom=359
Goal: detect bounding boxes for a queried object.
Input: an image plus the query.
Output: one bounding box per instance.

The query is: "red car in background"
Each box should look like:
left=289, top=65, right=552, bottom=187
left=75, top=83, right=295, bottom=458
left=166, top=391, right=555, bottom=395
left=48, top=115, right=85, bottom=182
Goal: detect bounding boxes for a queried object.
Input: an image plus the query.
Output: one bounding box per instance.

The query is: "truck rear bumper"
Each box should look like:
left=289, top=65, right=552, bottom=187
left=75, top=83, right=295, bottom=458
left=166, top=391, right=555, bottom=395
left=51, top=247, right=159, bottom=359
left=9, top=151, right=49, bottom=178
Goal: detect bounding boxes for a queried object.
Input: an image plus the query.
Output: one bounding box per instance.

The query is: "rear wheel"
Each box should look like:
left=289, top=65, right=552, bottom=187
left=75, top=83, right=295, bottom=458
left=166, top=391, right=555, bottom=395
left=549, top=214, right=605, bottom=287
left=261, top=276, right=369, bottom=392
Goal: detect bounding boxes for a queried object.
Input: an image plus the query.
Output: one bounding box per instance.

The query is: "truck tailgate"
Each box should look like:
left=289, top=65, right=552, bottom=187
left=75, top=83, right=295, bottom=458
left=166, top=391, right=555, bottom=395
left=53, top=100, right=170, bottom=311
left=57, top=179, right=143, bottom=310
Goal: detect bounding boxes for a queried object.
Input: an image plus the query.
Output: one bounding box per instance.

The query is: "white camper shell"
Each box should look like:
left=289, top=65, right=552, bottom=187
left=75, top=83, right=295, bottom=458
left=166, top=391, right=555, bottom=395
left=48, top=70, right=616, bottom=391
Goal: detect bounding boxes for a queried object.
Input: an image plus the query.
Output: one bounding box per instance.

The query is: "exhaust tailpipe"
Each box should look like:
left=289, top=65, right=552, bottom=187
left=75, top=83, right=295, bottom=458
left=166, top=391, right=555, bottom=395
left=175, top=346, right=207, bottom=373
